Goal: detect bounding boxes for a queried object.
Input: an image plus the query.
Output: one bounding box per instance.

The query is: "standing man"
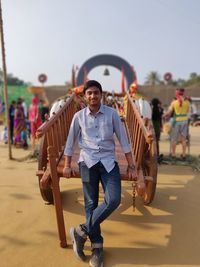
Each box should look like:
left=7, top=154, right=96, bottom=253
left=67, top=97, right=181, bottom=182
left=63, top=80, right=137, bottom=267
left=164, top=88, right=190, bottom=159
left=151, top=98, right=163, bottom=157
left=9, top=100, right=16, bottom=144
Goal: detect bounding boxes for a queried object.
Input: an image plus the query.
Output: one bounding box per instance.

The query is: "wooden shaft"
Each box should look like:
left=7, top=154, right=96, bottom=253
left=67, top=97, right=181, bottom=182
left=47, top=142, right=67, bottom=248
left=52, top=124, right=59, bottom=159
left=0, top=1, right=12, bottom=159
left=59, top=114, right=65, bottom=147
left=36, top=94, right=74, bottom=138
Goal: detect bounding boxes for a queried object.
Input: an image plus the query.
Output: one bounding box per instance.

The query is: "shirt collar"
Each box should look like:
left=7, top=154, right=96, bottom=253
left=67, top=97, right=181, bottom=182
left=86, top=104, right=104, bottom=116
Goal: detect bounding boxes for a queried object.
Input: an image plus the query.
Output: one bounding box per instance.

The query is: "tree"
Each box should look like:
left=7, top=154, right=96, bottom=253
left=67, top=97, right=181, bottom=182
left=189, top=72, right=198, bottom=80
left=0, top=68, right=27, bottom=86
left=145, top=71, right=161, bottom=86
left=176, top=78, right=185, bottom=87
left=7, top=73, right=26, bottom=86
left=184, top=72, right=200, bottom=86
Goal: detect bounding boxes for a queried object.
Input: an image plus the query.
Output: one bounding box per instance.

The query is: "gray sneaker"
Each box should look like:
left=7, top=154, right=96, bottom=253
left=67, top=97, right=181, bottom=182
left=89, top=248, right=104, bottom=267
left=70, top=227, right=87, bottom=261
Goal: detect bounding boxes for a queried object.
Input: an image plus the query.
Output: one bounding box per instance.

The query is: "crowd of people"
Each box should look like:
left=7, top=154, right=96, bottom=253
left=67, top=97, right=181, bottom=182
left=0, top=86, right=191, bottom=162
left=101, top=86, right=190, bottom=162
left=0, top=87, right=88, bottom=154
left=1, top=94, right=49, bottom=154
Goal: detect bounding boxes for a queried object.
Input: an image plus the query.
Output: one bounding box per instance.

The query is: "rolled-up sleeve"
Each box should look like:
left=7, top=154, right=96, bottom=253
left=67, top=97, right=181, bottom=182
left=64, top=113, right=80, bottom=156
left=113, top=110, right=131, bottom=153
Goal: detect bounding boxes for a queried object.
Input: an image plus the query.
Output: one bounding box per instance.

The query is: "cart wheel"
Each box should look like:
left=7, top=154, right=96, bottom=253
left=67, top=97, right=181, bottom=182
left=38, top=135, right=53, bottom=204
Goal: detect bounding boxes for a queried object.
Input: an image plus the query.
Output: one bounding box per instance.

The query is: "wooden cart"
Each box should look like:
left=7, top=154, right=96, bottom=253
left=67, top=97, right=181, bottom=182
left=36, top=92, right=157, bottom=248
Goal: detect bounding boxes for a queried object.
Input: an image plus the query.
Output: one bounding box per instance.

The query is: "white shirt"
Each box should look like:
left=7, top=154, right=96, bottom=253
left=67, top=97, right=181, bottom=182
left=64, top=104, right=131, bottom=172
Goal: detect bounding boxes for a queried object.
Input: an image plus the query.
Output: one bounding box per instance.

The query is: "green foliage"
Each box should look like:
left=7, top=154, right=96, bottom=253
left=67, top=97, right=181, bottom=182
left=145, top=71, right=161, bottom=85
left=0, top=70, right=31, bottom=105
left=176, top=78, right=185, bottom=87
left=0, top=85, right=32, bottom=105
left=7, top=73, right=26, bottom=86
left=144, top=71, right=200, bottom=87
left=0, top=69, right=27, bottom=86
left=183, top=72, right=200, bottom=86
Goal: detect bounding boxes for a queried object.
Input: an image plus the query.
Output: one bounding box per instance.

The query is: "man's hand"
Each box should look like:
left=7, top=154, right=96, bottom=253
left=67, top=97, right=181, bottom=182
left=127, top=165, right=137, bottom=181
left=63, top=166, right=76, bottom=178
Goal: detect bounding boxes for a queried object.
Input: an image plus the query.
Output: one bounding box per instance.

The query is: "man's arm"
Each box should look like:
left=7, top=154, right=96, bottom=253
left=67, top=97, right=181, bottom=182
left=125, top=151, right=137, bottom=181
left=163, top=102, right=174, bottom=120
left=63, top=155, right=76, bottom=178
left=125, top=151, right=135, bottom=168
left=113, top=111, right=137, bottom=180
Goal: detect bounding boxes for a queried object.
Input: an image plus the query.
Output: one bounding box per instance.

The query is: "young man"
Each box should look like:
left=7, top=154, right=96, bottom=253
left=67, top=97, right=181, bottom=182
left=165, top=88, right=190, bottom=159
left=63, top=80, right=137, bottom=267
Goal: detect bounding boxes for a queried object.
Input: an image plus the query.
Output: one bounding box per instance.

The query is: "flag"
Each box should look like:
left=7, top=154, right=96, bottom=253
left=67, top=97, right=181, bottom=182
left=130, top=65, right=138, bottom=96
left=71, top=64, right=76, bottom=88
left=121, top=66, right=125, bottom=94
left=83, top=66, right=88, bottom=83
left=131, top=65, right=138, bottom=86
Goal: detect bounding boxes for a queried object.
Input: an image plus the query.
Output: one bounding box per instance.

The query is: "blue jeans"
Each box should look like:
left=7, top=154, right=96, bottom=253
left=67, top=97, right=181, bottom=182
left=79, top=161, right=121, bottom=248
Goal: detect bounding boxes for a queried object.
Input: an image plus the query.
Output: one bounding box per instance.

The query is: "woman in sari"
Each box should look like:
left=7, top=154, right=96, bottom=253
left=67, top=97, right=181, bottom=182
left=29, top=96, right=42, bottom=154
left=14, top=100, right=25, bottom=146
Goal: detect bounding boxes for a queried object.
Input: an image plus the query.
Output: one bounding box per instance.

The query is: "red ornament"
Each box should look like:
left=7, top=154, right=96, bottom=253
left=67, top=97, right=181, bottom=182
left=38, top=73, right=47, bottom=84
left=164, top=72, right=172, bottom=81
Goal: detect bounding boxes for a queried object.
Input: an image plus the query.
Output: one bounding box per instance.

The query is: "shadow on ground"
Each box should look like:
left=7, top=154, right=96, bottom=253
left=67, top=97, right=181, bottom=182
left=58, top=170, right=200, bottom=266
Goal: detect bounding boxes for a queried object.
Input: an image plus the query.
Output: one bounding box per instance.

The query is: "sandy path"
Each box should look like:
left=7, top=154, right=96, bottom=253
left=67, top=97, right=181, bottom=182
left=0, top=126, right=200, bottom=267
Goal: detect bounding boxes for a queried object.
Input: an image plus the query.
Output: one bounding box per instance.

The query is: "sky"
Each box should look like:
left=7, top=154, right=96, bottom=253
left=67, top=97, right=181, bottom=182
left=1, top=0, right=200, bottom=92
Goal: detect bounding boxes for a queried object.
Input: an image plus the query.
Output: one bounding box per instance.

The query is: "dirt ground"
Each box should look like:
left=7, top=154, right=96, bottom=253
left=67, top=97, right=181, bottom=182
left=0, top=126, right=200, bottom=267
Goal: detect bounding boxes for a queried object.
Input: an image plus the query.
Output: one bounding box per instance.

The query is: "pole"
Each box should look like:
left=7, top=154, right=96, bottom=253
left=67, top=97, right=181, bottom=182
left=0, top=0, right=12, bottom=159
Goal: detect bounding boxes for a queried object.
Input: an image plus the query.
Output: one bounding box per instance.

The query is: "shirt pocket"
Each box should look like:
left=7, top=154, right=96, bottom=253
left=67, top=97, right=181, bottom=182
left=101, top=123, right=113, bottom=140
left=82, top=126, right=96, bottom=140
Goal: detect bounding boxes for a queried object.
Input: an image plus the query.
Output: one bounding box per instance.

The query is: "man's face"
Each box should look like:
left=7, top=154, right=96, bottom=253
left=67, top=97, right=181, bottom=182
left=84, top=86, right=102, bottom=106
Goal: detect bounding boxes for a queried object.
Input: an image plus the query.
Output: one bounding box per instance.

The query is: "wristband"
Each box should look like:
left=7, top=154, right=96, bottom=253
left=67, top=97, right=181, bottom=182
left=128, top=165, right=135, bottom=170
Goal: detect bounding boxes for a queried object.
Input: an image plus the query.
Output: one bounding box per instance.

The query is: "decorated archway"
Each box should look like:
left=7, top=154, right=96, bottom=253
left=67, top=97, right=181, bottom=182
left=76, top=54, right=135, bottom=89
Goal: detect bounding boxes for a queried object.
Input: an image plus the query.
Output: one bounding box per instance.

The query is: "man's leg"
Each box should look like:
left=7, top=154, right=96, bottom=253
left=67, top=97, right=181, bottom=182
left=80, top=161, right=102, bottom=246
left=70, top=161, right=100, bottom=261
left=69, top=227, right=87, bottom=261
left=10, top=118, right=14, bottom=144
left=171, top=141, right=177, bottom=157
left=70, top=161, right=121, bottom=266
left=180, top=121, right=189, bottom=158
left=83, top=162, right=121, bottom=248
left=170, top=124, right=179, bottom=157
left=180, top=136, right=187, bottom=157
left=88, top=162, right=121, bottom=267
